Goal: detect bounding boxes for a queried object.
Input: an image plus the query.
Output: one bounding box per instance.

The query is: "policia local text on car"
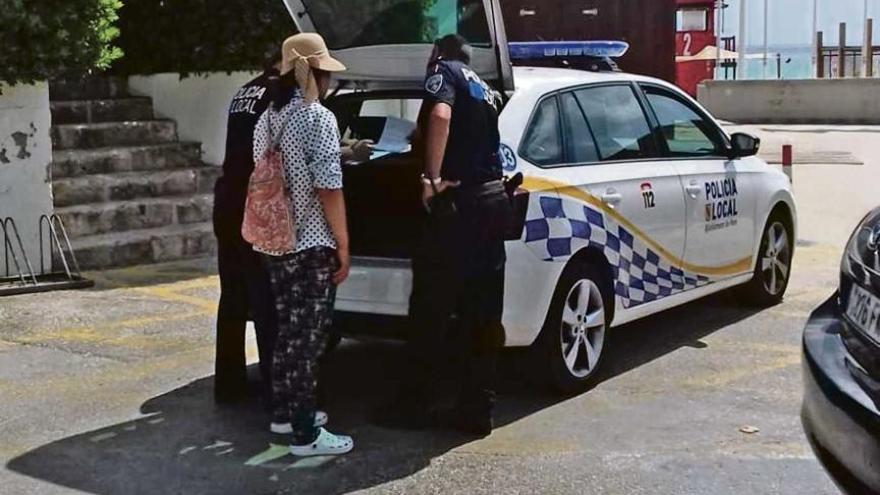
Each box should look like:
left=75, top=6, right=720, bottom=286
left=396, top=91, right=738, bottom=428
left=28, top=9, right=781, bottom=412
left=377, top=34, right=513, bottom=437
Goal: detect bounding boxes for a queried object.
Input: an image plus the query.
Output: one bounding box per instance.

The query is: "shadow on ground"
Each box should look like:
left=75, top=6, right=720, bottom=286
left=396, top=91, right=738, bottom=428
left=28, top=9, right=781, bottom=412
left=7, top=290, right=760, bottom=495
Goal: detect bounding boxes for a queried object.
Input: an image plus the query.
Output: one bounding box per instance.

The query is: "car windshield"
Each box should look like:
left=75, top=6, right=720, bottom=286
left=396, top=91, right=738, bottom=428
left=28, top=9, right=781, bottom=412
left=300, top=0, right=492, bottom=50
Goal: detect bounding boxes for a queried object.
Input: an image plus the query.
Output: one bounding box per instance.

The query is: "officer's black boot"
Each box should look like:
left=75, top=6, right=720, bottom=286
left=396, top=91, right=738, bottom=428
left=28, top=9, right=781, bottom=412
left=373, top=383, right=435, bottom=430
left=434, top=389, right=495, bottom=437
left=214, top=318, right=249, bottom=404
left=434, top=352, right=497, bottom=437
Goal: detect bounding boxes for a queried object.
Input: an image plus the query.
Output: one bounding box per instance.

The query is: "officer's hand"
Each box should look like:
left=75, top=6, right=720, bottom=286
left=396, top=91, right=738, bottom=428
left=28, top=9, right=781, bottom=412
left=351, top=139, right=374, bottom=162
left=333, top=247, right=351, bottom=286
left=422, top=180, right=460, bottom=212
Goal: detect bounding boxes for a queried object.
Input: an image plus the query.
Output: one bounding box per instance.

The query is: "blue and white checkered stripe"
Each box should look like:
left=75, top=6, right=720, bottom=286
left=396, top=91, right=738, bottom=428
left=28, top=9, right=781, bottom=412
left=523, top=195, right=712, bottom=309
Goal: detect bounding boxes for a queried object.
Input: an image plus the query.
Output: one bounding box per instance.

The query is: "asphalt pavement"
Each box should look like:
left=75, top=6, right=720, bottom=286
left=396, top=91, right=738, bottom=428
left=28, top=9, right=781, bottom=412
left=2, top=125, right=877, bottom=494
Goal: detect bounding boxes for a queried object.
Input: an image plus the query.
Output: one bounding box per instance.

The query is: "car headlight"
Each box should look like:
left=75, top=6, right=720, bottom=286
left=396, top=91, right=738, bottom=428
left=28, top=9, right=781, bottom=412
left=842, top=207, right=880, bottom=282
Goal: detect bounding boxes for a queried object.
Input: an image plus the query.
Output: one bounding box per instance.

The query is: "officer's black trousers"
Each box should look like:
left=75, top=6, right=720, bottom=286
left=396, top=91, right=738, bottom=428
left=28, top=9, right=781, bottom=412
left=215, top=237, right=277, bottom=400
left=405, top=193, right=507, bottom=409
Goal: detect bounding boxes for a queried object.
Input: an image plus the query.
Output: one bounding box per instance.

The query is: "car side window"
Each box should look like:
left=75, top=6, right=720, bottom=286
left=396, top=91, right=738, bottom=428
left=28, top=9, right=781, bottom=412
left=642, top=86, right=722, bottom=157
left=573, top=86, right=658, bottom=162
left=521, top=96, right=563, bottom=166
left=559, top=91, right=600, bottom=164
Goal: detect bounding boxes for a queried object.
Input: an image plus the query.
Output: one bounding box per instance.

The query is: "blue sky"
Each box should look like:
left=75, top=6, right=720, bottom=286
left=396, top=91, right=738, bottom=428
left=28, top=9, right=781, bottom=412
left=720, top=0, right=879, bottom=47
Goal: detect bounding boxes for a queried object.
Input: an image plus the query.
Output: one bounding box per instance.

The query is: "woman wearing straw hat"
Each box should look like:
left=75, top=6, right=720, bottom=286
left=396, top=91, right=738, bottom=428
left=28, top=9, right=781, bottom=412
left=252, top=33, right=353, bottom=456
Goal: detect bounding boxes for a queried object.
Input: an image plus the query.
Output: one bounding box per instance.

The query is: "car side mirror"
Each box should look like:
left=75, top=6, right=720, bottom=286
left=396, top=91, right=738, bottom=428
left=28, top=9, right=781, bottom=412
left=727, top=132, right=760, bottom=159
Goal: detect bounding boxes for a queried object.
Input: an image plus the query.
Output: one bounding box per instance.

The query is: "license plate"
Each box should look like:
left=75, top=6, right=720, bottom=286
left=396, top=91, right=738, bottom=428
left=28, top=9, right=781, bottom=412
left=846, top=284, right=880, bottom=342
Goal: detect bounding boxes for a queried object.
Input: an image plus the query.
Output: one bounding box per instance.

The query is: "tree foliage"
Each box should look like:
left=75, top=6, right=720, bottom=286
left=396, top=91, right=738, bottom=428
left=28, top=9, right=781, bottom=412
left=112, top=0, right=297, bottom=76
left=0, top=0, right=123, bottom=86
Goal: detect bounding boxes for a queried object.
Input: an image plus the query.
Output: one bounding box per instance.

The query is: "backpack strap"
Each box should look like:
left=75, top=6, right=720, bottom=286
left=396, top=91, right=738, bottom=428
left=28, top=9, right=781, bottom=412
left=267, top=103, right=297, bottom=149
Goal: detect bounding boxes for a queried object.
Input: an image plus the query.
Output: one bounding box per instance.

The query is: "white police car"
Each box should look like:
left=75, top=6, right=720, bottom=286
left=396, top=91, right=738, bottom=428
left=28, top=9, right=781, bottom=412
left=283, top=0, right=797, bottom=392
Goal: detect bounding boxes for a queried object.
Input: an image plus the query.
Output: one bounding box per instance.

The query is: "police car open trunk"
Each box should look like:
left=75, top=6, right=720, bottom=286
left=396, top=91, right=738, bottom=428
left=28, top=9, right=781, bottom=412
left=283, top=0, right=514, bottom=259
left=281, top=0, right=513, bottom=93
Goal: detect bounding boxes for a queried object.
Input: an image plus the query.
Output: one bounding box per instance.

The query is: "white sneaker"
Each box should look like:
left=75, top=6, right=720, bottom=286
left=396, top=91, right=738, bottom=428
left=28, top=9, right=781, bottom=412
left=289, top=427, right=354, bottom=457
left=270, top=411, right=328, bottom=434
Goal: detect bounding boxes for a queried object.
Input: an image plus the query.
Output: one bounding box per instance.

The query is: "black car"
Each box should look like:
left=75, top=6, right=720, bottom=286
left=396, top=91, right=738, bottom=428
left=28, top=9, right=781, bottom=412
left=802, top=206, right=880, bottom=494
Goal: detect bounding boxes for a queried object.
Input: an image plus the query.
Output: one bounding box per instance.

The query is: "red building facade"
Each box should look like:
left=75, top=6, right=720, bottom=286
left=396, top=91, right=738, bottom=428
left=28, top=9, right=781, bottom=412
left=675, top=0, right=718, bottom=96
left=498, top=1, right=718, bottom=94
left=500, top=0, right=677, bottom=82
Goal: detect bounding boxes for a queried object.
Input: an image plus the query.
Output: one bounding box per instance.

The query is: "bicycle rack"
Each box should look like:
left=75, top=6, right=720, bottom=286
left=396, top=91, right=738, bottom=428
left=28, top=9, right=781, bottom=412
left=0, top=214, right=94, bottom=297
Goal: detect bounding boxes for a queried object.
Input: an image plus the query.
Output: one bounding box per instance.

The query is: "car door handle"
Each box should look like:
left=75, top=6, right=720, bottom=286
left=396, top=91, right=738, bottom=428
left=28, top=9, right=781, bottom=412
left=685, top=181, right=702, bottom=199
left=601, top=189, right=623, bottom=207
left=519, top=8, right=536, bottom=16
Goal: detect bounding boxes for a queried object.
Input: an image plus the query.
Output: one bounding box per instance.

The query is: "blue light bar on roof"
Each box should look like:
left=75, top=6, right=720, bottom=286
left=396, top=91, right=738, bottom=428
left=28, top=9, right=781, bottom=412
left=508, top=41, right=630, bottom=60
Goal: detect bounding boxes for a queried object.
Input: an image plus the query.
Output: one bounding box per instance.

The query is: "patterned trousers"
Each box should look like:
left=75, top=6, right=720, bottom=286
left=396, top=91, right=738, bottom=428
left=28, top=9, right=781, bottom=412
left=263, top=247, right=338, bottom=444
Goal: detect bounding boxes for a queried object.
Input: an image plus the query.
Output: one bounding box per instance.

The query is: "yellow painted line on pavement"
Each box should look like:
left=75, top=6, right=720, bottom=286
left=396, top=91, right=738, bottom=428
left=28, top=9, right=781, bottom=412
left=14, top=310, right=209, bottom=346
left=673, top=339, right=801, bottom=390
left=764, top=307, right=812, bottom=320
left=156, top=277, right=220, bottom=292
left=0, top=343, right=215, bottom=401
left=683, top=353, right=802, bottom=389
left=134, top=286, right=217, bottom=312
left=712, top=340, right=800, bottom=355
left=784, top=286, right=836, bottom=301
left=13, top=275, right=219, bottom=347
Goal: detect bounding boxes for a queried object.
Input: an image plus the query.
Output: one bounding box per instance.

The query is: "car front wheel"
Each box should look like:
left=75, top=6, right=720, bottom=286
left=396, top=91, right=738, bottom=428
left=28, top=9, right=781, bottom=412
left=739, top=212, right=793, bottom=306
left=535, top=262, right=611, bottom=394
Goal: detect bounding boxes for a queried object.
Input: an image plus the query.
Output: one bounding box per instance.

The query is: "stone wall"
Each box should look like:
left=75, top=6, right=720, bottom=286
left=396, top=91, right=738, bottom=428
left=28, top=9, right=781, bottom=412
left=128, top=72, right=260, bottom=166
left=0, top=82, right=54, bottom=276
left=697, top=79, right=880, bottom=124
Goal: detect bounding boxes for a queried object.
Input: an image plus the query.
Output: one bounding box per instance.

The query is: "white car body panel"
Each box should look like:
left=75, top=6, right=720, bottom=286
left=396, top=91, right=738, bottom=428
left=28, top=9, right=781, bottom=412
left=336, top=258, right=412, bottom=316
left=675, top=157, right=757, bottom=273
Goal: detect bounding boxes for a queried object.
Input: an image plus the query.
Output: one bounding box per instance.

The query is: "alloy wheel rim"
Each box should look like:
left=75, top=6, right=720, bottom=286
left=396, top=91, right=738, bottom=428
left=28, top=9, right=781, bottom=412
left=761, top=221, right=790, bottom=295
left=560, top=279, right=606, bottom=379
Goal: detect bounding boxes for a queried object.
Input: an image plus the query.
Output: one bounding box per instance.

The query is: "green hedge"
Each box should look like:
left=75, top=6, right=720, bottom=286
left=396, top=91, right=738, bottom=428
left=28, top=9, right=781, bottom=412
left=0, top=0, right=122, bottom=86
left=113, top=0, right=297, bottom=75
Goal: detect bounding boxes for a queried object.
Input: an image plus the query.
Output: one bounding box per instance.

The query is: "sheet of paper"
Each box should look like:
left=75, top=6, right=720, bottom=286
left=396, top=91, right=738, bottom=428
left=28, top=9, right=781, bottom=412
left=374, top=116, right=415, bottom=153
left=369, top=150, right=392, bottom=161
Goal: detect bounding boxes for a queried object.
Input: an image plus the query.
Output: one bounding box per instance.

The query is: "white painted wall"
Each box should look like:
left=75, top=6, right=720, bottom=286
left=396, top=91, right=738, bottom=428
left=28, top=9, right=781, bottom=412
left=0, top=82, right=54, bottom=278
left=128, top=72, right=260, bottom=165
left=698, top=79, right=880, bottom=124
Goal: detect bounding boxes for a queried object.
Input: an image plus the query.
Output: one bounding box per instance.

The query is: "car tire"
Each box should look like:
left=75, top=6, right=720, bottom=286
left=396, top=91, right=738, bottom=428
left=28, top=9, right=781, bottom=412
left=738, top=211, right=793, bottom=307
left=534, top=261, right=613, bottom=395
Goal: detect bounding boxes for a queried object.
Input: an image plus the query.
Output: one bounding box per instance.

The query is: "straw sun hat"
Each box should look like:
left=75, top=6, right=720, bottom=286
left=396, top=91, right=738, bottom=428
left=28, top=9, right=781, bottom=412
left=281, top=33, right=346, bottom=103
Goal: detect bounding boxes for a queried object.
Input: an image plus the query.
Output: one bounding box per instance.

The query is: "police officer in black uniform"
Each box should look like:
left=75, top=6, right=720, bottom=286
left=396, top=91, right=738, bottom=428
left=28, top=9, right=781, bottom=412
left=378, top=34, right=506, bottom=436
left=212, top=51, right=281, bottom=404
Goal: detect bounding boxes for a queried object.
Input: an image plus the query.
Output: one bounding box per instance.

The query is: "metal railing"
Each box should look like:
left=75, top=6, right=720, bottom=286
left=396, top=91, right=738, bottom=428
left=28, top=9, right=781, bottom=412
left=39, top=214, right=83, bottom=281
left=2, top=217, right=38, bottom=287
left=818, top=46, right=880, bottom=78
left=0, top=214, right=93, bottom=296
left=815, top=19, right=878, bottom=78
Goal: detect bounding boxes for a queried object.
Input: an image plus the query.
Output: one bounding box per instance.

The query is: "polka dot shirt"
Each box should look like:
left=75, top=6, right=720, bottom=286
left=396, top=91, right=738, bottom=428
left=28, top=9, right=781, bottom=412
left=253, top=90, right=343, bottom=254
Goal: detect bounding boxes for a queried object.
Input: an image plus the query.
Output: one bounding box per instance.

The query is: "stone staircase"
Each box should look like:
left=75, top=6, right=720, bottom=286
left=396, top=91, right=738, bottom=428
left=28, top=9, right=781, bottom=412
left=49, top=77, right=219, bottom=270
